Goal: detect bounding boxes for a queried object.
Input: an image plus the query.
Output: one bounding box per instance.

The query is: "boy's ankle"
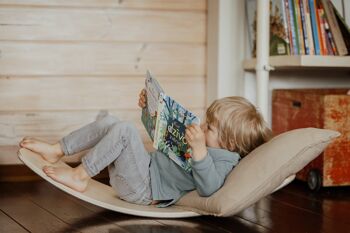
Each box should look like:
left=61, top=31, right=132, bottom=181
left=74, top=164, right=90, bottom=180
left=53, top=143, right=64, bottom=157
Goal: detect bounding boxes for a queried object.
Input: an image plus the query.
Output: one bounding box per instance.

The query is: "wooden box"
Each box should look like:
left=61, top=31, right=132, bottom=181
left=272, top=89, right=350, bottom=190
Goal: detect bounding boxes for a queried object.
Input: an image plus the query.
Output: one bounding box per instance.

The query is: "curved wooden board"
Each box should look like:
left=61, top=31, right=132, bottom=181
left=17, top=148, right=200, bottom=218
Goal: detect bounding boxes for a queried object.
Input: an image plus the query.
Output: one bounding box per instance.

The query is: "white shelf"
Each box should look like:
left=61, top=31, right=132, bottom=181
left=243, top=55, right=350, bottom=71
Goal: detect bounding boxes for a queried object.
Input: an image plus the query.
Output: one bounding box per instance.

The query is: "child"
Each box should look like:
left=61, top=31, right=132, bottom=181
left=19, top=90, right=271, bottom=207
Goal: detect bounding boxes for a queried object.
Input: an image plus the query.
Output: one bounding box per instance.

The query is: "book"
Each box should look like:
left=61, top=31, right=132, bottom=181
left=246, top=0, right=290, bottom=56
left=317, top=7, right=330, bottom=55
left=288, top=0, right=300, bottom=54
left=142, top=71, right=200, bottom=172
left=141, top=70, right=164, bottom=141
left=317, top=1, right=337, bottom=55
left=331, top=1, right=350, bottom=53
left=323, top=11, right=337, bottom=55
left=284, top=0, right=295, bottom=54
left=245, top=0, right=257, bottom=57
left=303, top=0, right=315, bottom=54
left=321, top=0, right=348, bottom=55
left=153, top=93, right=200, bottom=172
left=309, top=0, right=321, bottom=55
left=314, top=0, right=326, bottom=55
left=270, top=0, right=290, bottom=55
left=294, top=0, right=305, bottom=54
left=299, top=0, right=310, bottom=54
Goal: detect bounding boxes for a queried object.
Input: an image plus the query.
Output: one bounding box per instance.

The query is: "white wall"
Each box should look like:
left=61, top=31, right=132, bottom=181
left=206, top=0, right=245, bottom=105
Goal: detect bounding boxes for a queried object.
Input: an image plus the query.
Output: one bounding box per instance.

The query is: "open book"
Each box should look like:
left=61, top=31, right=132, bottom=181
left=141, top=71, right=200, bottom=172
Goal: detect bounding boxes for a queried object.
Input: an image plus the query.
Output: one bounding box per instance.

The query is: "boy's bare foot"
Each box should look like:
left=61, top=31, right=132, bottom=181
left=43, top=164, right=90, bottom=192
left=19, top=137, right=64, bottom=163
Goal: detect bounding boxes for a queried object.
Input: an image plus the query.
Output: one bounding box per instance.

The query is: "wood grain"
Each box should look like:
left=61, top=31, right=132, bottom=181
left=0, top=0, right=207, bottom=165
left=0, top=8, right=205, bottom=43
left=0, top=0, right=207, bottom=11
left=0, top=108, right=205, bottom=164
left=0, top=42, right=205, bottom=76
left=0, top=76, right=206, bottom=110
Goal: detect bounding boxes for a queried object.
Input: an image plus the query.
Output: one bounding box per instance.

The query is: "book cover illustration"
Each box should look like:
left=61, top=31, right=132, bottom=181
left=141, top=70, right=164, bottom=141
left=246, top=0, right=290, bottom=57
left=153, top=93, right=200, bottom=172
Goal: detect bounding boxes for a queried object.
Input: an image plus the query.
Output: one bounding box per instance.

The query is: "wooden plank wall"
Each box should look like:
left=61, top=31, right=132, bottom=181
left=0, top=0, right=207, bottom=164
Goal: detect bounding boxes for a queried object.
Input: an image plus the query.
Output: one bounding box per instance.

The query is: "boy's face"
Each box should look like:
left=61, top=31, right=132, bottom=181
left=200, top=122, right=221, bottom=148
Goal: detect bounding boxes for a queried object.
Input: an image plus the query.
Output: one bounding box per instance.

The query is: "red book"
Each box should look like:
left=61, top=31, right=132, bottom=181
left=314, top=0, right=326, bottom=55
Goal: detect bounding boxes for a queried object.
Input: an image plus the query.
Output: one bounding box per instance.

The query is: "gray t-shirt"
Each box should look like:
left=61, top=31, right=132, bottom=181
left=149, top=147, right=240, bottom=207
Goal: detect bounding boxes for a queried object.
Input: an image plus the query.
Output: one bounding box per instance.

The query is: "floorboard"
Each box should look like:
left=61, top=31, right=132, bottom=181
left=0, top=210, right=28, bottom=233
left=1, top=180, right=350, bottom=233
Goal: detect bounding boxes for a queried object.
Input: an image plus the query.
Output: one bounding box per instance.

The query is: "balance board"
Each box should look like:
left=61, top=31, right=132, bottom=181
left=18, top=148, right=200, bottom=218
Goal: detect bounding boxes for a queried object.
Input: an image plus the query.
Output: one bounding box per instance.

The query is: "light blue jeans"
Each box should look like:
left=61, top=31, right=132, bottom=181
left=59, top=113, right=153, bottom=205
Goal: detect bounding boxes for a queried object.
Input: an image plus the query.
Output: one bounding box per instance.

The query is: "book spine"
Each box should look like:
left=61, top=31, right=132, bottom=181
left=152, top=94, right=164, bottom=150
left=317, top=8, right=329, bottom=55
left=289, top=0, right=299, bottom=54
left=309, top=0, right=321, bottom=55
left=294, top=0, right=305, bottom=54
left=324, top=16, right=337, bottom=55
left=285, top=0, right=295, bottom=54
left=314, top=0, right=326, bottom=55
left=299, top=0, right=310, bottom=54
left=321, top=0, right=348, bottom=55
left=325, top=24, right=335, bottom=55
left=303, top=0, right=315, bottom=54
left=280, top=0, right=291, bottom=55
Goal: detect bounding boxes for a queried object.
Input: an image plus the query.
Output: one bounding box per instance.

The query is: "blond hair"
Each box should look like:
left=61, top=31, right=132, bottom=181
left=206, top=96, right=272, bottom=157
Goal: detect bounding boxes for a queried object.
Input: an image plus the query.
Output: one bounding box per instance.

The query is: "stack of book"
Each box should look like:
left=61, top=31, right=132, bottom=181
left=246, top=0, right=350, bottom=56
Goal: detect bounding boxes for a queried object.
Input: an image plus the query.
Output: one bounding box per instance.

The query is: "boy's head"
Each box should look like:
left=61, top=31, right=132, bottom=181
left=205, top=96, right=272, bottom=157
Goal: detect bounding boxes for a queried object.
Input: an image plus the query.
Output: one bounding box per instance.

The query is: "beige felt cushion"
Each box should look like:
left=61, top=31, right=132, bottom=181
left=176, top=128, right=340, bottom=216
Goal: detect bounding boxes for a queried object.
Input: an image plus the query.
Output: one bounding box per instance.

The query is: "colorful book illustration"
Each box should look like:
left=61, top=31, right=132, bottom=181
left=153, top=93, right=200, bottom=172
left=270, top=0, right=290, bottom=55
left=142, top=71, right=200, bottom=172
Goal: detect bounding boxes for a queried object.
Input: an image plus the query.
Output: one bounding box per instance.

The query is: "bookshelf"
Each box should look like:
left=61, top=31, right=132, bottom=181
left=245, top=0, right=350, bottom=120
left=243, top=55, right=350, bottom=71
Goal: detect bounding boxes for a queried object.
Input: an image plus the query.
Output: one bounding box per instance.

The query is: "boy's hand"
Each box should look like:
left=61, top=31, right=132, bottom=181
left=138, top=89, right=147, bottom=108
left=185, top=124, right=207, bottom=161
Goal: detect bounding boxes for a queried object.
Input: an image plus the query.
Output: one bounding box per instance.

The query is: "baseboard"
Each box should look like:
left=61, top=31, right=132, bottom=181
left=0, top=164, right=109, bottom=182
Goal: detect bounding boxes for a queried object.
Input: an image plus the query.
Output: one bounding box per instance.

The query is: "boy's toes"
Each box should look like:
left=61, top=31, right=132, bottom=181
left=20, top=141, right=30, bottom=149
left=43, top=166, right=55, bottom=175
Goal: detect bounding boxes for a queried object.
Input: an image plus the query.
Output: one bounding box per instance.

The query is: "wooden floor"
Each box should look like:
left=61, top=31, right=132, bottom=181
left=1, top=179, right=350, bottom=233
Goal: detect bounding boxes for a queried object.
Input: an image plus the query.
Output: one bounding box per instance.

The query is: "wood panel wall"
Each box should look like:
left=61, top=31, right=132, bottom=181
left=0, top=0, right=207, bottom=164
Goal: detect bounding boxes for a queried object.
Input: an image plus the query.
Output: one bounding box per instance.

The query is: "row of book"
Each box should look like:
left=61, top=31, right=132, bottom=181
left=283, top=0, right=349, bottom=56
left=246, top=0, right=350, bottom=56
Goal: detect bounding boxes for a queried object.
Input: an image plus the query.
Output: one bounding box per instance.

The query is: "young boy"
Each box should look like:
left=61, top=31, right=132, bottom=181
left=19, top=90, right=271, bottom=206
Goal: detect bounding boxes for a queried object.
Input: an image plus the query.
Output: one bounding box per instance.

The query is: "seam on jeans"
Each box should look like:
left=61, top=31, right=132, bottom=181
left=59, top=138, right=70, bottom=156
left=121, top=133, right=148, bottom=184
left=81, top=157, right=96, bottom=177
left=120, top=135, right=152, bottom=205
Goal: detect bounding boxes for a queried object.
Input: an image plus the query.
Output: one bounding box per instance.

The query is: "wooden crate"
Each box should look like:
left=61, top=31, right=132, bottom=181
left=272, top=89, right=350, bottom=190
